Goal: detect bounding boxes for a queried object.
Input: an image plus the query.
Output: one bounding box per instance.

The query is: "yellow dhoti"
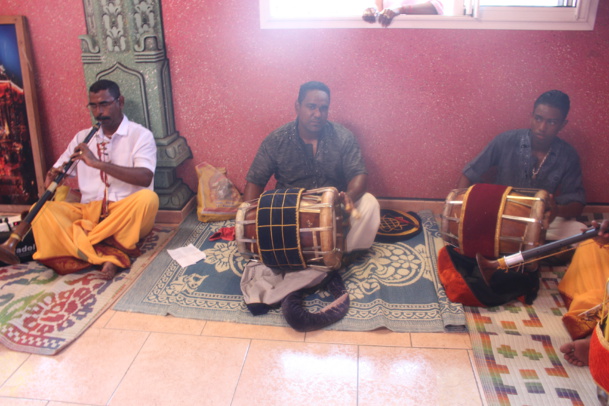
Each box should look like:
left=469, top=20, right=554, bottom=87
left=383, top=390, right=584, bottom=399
left=32, top=189, right=159, bottom=275
left=558, top=241, right=609, bottom=340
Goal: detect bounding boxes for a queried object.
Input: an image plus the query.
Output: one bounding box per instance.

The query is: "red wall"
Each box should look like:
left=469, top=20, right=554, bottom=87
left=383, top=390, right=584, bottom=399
left=2, top=0, right=608, bottom=203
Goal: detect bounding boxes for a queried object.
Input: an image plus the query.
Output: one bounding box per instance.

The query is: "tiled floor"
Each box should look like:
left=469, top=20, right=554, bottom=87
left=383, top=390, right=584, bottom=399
left=0, top=311, right=484, bottom=406
left=0, top=202, right=487, bottom=406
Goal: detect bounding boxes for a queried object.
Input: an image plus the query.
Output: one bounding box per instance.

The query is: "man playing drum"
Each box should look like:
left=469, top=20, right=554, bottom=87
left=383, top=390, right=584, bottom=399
left=240, top=81, right=380, bottom=321
left=244, top=81, right=380, bottom=255
left=457, top=90, right=586, bottom=241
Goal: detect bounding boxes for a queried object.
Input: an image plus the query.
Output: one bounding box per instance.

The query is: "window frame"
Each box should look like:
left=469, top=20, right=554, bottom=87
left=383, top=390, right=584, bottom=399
left=259, top=0, right=599, bottom=31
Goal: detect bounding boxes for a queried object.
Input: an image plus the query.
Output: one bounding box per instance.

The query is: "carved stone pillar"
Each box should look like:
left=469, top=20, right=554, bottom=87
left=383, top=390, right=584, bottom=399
left=79, top=0, right=193, bottom=210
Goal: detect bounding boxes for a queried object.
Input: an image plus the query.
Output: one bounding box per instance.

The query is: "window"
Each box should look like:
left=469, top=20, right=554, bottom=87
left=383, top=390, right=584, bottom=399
left=260, top=0, right=599, bottom=30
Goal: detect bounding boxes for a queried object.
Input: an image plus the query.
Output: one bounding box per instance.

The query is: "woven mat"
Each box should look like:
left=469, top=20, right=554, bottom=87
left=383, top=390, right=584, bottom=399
left=0, top=226, right=174, bottom=355
left=466, top=267, right=599, bottom=406
left=115, top=210, right=465, bottom=333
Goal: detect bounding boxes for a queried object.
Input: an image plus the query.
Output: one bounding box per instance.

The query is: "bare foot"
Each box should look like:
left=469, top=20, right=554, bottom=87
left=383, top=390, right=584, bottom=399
left=560, top=337, right=591, bottom=366
left=99, top=262, right=118, bottom=280
left=362, top=7, right=377, bottom=23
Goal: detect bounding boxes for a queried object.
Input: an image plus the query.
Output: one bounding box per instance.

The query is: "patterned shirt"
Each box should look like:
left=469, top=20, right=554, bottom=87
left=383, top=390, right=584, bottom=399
left=246, top=120, right=367, bottom=192
left=462, top=129, right=585, bottom=206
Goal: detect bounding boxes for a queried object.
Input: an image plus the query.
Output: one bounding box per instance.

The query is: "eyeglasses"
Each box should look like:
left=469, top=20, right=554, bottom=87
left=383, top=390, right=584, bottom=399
left=86, top=98, right=118, bottom=110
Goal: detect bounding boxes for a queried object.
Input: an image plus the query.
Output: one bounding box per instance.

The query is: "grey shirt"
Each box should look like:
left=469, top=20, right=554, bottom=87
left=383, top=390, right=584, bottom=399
left=246, top=120, right=367, bottom=192
left=462, top=129, right=585, bottom=206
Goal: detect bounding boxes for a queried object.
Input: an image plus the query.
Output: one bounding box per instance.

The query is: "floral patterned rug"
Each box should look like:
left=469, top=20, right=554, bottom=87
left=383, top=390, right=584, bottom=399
left=0, top=226, right=174, bottom=355
left=115, top=210, right=465, bottom=333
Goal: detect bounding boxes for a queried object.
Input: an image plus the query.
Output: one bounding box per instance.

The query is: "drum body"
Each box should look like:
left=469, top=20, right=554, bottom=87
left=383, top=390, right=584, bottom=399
left=235, top=187, right=344, bottom=271
left=441, top=184, right=548, bottom=258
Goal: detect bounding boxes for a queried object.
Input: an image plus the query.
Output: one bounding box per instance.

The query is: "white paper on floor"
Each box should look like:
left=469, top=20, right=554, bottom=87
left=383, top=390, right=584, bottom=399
left=167, top=244, right=207, bottom=268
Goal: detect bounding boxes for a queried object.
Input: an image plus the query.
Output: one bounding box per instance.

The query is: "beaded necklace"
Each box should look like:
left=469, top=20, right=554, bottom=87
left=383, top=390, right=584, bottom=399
left=96, top=138, right=110, bottom=219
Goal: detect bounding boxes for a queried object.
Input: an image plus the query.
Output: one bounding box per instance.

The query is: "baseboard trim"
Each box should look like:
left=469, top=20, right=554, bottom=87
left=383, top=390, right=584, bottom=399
left=378, top=198, right=445, bottom=215
left=155, top=196, right=196, bottom=225
left=378, top=198, right=609, bottom=216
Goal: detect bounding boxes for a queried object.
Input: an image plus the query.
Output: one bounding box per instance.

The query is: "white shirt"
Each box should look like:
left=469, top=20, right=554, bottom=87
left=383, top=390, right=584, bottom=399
left=54, top=116, right=157, bottom=204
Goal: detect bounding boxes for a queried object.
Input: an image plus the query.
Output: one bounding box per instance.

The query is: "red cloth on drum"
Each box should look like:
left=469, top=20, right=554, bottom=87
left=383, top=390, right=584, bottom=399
left=461, top=184, right=511, bottom=258
left=590, top=321, right=609, bottom=393
left=437, top=246, right=485, bottom=307
left=436, top=245, right=539, bottom=307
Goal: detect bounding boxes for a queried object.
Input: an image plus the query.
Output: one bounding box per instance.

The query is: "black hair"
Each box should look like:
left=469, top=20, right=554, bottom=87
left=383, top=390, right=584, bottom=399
left=534, top=90, right=570, bottom=119
left=89, top=79, right=121, bottom=99
left=298, top=81, right=331, bottom=103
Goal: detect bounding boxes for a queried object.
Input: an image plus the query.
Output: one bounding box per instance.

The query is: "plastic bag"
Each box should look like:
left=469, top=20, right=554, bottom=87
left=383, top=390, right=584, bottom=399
left=196, top=162, right=243, bottom=222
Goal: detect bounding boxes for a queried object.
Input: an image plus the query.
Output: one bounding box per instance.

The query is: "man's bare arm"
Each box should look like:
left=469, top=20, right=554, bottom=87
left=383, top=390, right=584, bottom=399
left=243, top=182, right=265, bottom=202
left=346, top=174, right=367, bottom=203
left=457, top=174, right=473, bottom=189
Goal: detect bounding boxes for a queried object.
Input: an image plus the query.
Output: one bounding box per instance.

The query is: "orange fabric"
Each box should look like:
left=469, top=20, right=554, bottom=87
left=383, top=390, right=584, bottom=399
left=437, top=246, right=485, bottom=307
left=558, top=241, right=609, bottom=340
left=32, top=189, right=158, bottom=274
left=590, top=322, right=609, bottom=392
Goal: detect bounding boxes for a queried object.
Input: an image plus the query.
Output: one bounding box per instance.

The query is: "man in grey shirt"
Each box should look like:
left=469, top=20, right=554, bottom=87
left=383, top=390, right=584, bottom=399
left=244, top=81, right=380, bottom=253
left=240, top=82, right=380, bottom=317
left=457, top=90, right=586, bottom=240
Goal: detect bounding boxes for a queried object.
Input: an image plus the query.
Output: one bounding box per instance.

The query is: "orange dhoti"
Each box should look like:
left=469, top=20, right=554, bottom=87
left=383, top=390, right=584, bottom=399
left=590, top=320, right=609, bottom=393
left=558, top=241, right=609, bottom=340
left=32, top=189, right=159, bottom=275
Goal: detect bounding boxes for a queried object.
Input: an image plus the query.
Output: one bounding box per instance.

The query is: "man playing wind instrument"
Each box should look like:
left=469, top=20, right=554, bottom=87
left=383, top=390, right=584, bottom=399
left=32, top=79, right=158, bottom=279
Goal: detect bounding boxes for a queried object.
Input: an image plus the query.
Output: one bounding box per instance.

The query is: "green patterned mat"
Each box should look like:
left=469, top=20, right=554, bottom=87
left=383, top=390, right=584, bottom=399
left=115, top=210, right=465, bottom=333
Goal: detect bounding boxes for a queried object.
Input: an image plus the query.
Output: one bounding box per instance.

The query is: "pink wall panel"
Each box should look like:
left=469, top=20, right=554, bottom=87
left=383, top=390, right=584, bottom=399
left=1, top=0, right=608, bottom=203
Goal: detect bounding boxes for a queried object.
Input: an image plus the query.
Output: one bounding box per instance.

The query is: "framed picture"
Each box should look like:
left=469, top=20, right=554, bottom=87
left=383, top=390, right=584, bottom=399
left=0, top=15, right=45, bottom=212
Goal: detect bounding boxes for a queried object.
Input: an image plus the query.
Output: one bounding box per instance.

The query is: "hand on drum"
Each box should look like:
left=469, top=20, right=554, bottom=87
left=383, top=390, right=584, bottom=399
left=339, top=192, right=361, bottom=221
left=543, top=194, right=559, bottom=230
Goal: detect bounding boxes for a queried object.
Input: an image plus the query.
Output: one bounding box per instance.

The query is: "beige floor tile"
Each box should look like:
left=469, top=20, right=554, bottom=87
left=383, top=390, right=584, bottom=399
left=232, top=340, right=358, bottom=406
left=358, top=346, right=483, bottom=406
left=0, top=398, right=47, bottom=406
left=47, top=402, right=99, bottom=406
left=410, top=332, right=472, bottom=349
left=0, top=328, right=148, bottom=405
left=90, top=308, right=115, bottom=329
left=108, top=332, right=249, bottom=406
left=106, top=311, right=207, bottom=335
left=0, top=348, right=29, bottom=386
left=305, top=328, right=411, bottom=347
left=203, top=320, right=304, bottom=341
